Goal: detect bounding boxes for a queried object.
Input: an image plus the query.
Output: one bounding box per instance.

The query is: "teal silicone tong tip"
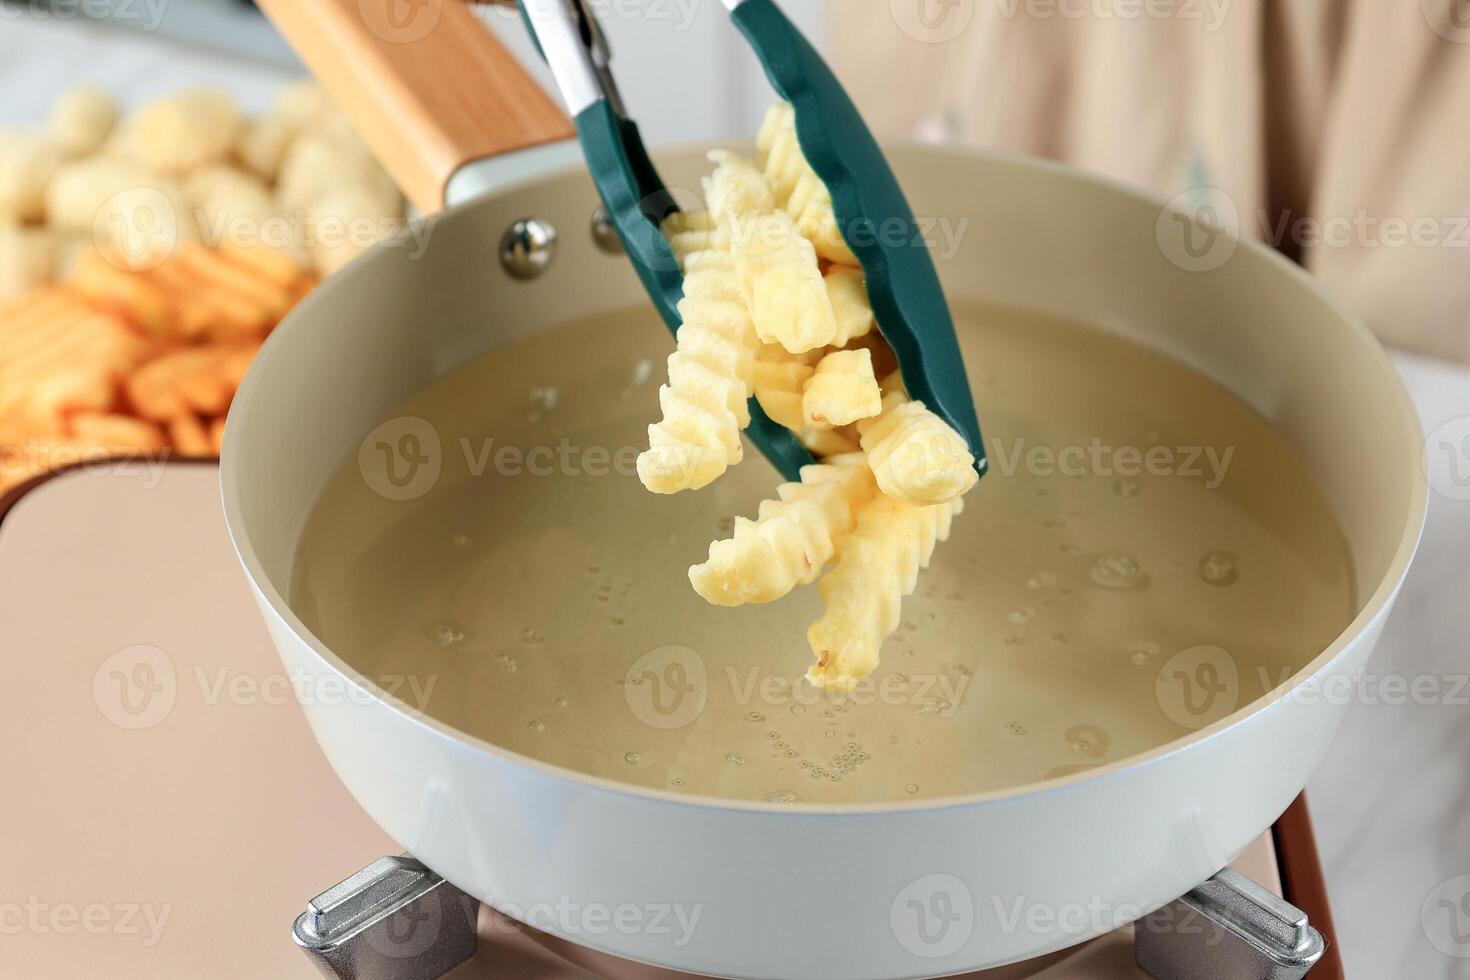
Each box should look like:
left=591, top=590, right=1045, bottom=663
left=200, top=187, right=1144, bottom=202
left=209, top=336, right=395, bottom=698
left=520, top=0, right=987, bottom=483
left=731, top=0, right=986, bottom=477
left=575, top=103, right=817, bottom=481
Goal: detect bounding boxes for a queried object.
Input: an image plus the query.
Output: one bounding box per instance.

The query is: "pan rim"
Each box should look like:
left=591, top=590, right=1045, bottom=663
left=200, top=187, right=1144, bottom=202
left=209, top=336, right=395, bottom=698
left=220, top=141, right=1429, bottom=817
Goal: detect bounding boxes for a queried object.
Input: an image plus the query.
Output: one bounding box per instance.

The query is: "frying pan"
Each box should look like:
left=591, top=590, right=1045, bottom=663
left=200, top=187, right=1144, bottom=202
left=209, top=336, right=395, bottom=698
left=220, top=3, right=1427, bottom=976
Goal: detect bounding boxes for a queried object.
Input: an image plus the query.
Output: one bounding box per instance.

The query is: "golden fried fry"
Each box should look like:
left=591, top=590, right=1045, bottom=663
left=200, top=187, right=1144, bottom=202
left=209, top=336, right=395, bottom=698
left=125, top=342, right=259, bottom=421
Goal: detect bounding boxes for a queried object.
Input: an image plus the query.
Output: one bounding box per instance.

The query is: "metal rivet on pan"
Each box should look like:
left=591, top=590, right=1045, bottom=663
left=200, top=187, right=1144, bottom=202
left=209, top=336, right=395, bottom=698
left=499, top=217, right=558, bottom=280
left=591, top=205, right=623, bottom=254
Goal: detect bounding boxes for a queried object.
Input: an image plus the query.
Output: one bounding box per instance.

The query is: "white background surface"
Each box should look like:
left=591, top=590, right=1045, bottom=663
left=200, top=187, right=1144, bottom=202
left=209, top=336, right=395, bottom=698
left=2, top=8, right=1468, bottom=977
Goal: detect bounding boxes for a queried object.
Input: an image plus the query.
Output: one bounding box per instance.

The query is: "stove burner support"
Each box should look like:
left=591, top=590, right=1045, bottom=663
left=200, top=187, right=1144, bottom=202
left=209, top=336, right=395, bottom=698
left=293, top=855, right=480, bottom=980
left=1135, top=867, right=1325, bottom=980
left=291, top=856, right=1326, bottom=979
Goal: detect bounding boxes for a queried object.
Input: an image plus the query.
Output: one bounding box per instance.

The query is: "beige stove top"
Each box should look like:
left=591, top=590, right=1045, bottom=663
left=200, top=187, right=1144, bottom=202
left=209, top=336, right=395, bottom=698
left=0, top=463, right=1288, bottom=979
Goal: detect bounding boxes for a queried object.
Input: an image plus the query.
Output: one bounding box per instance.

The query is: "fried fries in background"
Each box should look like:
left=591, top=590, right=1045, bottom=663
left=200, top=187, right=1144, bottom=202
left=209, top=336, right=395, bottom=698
left=0, top=243, right=315, bottom=493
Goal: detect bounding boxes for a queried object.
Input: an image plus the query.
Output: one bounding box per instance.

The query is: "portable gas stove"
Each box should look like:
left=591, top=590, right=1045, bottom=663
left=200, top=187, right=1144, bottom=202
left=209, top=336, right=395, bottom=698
left=0, top=462, right=1343, bottom=979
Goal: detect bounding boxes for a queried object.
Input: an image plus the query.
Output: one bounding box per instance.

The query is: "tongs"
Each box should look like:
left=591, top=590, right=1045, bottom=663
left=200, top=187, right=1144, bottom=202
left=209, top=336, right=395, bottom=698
left=520, top=0, right=987, bottom=483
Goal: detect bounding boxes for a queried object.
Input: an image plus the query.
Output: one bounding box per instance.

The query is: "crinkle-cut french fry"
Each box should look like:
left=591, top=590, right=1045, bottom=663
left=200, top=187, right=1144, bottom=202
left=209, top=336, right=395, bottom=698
left=824, top=266, right=875, bottom=345
left=67, top=412, right=167, bottom=453
left=754, top=102, right=858, bottom=266
left=805, top=495, right=964, bottom=691
left=145, top=256, right=270, bottom=341
left=71, top=248, right=174, bottom=337
left=703, top=150, right=774, bottom=225
left=125, top=342, right=260, bottom=422
left=47, top=85, right=119, bottom=158
left=796, top=424, right=861, bottom=458
left=803, top=347, right=881, bottom=429
left=0, top=289, right=149, bottom=427
left=661, top=210, right=729, bottom=270
left=636, top=248, right=756, bottom=494
left=755, top=102, right=804, bottom=207
left=208, top=416, right=227, bottom=455
left=858, top=389, right=978, bottom=506
left=168, top=413, right=212, bottom=457
left=175, top=241, right=294, bottom=320
left=216, top=239, right=309, bottom=290
left=751, top=342, right=815, bottom=432
left=733, top=210, right=837, bottom=354
left=690, top=453, right=876, bottom=606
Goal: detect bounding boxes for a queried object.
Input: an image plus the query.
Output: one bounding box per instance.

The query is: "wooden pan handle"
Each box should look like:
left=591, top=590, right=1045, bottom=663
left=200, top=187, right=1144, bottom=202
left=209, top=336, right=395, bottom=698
left=256, top=0, right=575, bottom=212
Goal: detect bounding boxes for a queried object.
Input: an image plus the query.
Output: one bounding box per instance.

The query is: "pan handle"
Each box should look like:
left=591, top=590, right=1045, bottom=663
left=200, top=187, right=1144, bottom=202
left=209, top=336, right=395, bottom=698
left=254, top=0, right=575, bottom=213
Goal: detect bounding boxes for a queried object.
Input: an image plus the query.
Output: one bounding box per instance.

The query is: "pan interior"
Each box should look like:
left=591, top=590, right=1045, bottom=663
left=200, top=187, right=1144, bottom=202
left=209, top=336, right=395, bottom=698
left=287, top=298, right=1355, bottom=804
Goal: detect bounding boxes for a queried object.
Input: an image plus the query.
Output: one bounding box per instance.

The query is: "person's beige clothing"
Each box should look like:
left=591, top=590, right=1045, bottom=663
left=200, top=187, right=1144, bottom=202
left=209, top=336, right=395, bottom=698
left=833, top=0, right=1470, bottom=362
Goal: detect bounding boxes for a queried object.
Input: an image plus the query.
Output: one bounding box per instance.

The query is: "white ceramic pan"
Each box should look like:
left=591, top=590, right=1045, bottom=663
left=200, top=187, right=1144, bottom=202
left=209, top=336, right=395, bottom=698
left=221, top=3, right=1427, bottom=977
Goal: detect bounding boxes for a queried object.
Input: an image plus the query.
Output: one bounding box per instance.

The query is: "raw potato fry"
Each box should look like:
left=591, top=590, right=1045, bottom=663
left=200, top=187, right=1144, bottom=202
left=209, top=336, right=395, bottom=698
left=0, top=134, right=65, bottom=224
left=803, top=347, right=881, bottom=428
left=689, top=453, right=875, bottom=606
left=47, top=85, right=119, bottom=157
left=755, top=103, right=858, bottom=266
left=637, top=249, right=756, bottom=494
left=734, top=210, right=837, bottom=353
left=805, top=495, right=963, bottom=691
left=858, top=388, right=978, bottom=506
